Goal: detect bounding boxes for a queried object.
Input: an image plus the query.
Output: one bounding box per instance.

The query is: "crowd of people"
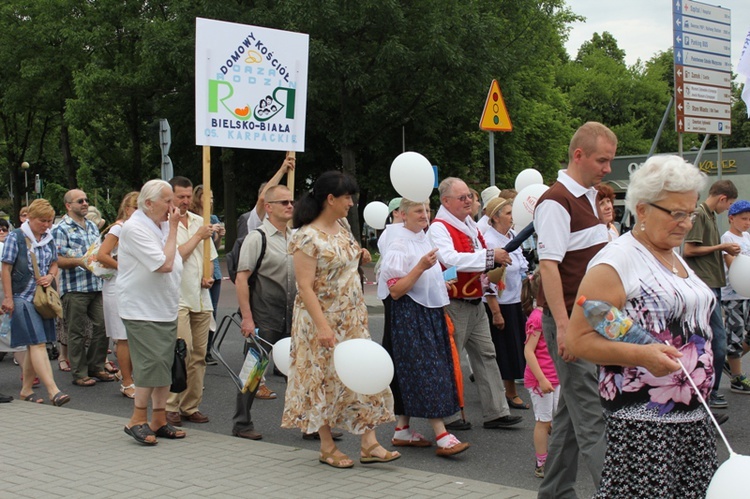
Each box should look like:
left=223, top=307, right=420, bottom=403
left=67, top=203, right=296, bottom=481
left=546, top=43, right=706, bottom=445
left=1, top=121, right=746, bottom=497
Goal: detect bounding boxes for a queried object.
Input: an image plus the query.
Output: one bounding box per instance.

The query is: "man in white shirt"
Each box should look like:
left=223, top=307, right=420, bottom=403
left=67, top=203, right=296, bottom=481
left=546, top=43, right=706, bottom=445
left=535, top=122, right=617, bottom=498
left=428, top=178, right=522, bottom=431
left=166, top=177, right=215, bottom=426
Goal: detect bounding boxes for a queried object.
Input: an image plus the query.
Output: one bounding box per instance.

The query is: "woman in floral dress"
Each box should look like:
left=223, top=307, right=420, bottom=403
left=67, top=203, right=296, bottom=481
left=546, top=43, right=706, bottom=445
left=568, top=155, right=717, bottom=498
left=282, top=171, right=398, bottom=469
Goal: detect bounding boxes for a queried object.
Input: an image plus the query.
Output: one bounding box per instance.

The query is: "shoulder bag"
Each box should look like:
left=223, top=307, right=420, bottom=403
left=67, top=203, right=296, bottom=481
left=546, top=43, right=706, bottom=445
left=26, top=237, right=63, bottom=320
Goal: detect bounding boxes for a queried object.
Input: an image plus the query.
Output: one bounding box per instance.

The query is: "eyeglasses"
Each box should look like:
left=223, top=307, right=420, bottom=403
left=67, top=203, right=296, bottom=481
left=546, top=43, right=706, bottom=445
left=447, top=193, right=474, bottom=203
left=0, top=228, right=8, bottom=233
left=267, top=200, right=294, bottom=206
left=647, top=203, right=697, bottom=223
left=72, top=198, right=89, bottom=205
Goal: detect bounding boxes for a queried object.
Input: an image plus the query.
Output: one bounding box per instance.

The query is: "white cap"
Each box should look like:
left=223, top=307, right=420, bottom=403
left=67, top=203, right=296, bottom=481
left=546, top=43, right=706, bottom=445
left=480, top=186, right=500, bottom=207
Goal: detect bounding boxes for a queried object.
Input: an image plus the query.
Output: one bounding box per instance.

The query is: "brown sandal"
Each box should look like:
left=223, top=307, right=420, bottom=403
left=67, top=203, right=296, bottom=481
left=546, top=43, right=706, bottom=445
left=319, top=448, right=354, bottom=469
left=360, top=443, right=401, bottom=464
left=72, top=377, right=97, bottom=387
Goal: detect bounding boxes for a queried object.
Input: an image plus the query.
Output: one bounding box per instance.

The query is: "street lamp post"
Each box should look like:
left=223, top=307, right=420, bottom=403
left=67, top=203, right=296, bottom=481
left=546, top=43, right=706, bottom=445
left=21, top=161, right=29, bottom=208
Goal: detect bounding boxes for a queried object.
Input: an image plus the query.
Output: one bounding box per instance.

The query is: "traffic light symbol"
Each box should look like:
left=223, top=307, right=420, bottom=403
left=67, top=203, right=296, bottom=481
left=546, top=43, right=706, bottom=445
left=479, top=80, right=512, bottom=132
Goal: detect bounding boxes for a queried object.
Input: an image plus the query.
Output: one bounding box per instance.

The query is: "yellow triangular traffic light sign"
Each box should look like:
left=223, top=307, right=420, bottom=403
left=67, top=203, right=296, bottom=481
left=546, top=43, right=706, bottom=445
left=479, top=80, right=512, bottom=132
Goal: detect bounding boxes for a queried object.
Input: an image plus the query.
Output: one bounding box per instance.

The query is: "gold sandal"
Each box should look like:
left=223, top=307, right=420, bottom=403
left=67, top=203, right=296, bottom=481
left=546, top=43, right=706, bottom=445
left=360, top=443, right=401, bottom=464
left=319, top=448, right=354, bottom=469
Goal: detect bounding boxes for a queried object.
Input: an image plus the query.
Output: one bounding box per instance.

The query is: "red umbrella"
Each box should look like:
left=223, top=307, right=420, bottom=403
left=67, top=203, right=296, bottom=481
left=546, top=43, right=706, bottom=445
left=445, top=313, right=465, bottom=420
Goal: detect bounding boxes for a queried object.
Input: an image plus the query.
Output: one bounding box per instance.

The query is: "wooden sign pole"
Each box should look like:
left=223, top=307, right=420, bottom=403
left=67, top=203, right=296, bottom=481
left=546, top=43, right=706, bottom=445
left=286, top=151, right=296, bottom=196
left=202, top=145, right=212, bottom=279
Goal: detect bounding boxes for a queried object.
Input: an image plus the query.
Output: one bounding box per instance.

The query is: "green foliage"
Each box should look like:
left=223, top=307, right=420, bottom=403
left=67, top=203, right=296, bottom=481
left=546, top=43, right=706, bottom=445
left=43, top=182, right=68, bottom=215
left=0, top=0, right=746, bottom=230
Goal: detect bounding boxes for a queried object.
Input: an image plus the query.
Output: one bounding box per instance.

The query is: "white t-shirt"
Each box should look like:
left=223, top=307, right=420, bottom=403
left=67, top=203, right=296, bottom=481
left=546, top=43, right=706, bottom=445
left=378, top=225, right=449, bottom=308
left=117, top=210, right=183, bottom=322
left=588, top=231, right=715, bottom=420
left=588, top=232, right=714, bottom=339
left=721, top=230, right=750, bottom=301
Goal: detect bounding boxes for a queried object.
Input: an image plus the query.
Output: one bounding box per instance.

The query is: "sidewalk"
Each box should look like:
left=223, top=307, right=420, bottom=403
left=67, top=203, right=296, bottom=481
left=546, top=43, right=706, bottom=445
left=0, top=402, right=536, bottom=498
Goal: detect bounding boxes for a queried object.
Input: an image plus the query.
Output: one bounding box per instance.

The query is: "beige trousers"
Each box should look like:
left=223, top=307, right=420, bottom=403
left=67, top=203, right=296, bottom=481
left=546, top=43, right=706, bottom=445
left=166, top=308, right=211, bottom=415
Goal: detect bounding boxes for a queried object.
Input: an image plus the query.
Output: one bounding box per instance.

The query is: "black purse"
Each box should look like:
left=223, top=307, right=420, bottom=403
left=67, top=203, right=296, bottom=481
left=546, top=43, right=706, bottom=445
left=170, top=337, right=188, bottom=393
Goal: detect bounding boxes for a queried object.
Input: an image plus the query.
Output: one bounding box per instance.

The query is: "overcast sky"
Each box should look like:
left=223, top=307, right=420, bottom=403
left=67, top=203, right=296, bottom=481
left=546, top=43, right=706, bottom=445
left=564, top=0, right=750, bottom=70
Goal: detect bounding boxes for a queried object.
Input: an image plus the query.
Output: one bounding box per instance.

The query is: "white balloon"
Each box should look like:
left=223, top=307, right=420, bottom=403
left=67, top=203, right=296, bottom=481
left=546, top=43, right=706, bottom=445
left=514, top=168, right=544, bottom=192
left=363, top=201, right=390, bottom=230
left=272, top=337, right=292, bottom=376
left=728, top=254, right=750, bottom=298
left=334, top=339, right=394, bottom=395
left=390, top=152, right=434, bottom=202
left=706, top=453, right=750, bottom=498
left=512, top=183, right=549, bottom=229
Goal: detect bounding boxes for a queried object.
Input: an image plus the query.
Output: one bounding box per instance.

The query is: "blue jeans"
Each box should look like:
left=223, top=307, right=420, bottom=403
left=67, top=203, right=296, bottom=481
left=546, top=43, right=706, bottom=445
left=710, top=288, right=727, bottom=394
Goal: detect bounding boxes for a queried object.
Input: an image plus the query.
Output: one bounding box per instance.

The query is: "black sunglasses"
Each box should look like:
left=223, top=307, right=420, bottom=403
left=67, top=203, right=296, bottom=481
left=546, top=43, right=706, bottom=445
left=268, top=200, right=294, bottom=206
left=71, top=198, right=89, bottom=205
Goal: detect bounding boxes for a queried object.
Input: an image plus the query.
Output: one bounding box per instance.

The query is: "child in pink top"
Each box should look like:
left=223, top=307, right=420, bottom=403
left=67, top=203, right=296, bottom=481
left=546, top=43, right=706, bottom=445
left=521, top=270, right=559, bottom=479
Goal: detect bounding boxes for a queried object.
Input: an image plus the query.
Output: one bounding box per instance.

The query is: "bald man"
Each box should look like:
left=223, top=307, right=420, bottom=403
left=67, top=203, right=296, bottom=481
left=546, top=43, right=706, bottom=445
left=53, top=190, right=112, bottom=386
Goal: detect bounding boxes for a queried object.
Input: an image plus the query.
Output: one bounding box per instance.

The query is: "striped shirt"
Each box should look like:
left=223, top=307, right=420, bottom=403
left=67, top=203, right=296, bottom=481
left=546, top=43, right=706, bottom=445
left=53, top=215, right=103, bottom=294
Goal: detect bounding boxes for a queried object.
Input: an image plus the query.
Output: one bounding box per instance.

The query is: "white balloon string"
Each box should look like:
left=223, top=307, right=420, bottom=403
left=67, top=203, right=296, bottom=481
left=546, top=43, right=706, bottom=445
left=673, top=355, right=734, bottom=455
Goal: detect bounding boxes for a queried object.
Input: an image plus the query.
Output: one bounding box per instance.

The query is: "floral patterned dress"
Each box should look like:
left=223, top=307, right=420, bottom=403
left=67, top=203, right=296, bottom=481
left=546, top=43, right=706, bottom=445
left=281, top=223, right=394, bottom=434
left=589, top=232, right=718, bottom=499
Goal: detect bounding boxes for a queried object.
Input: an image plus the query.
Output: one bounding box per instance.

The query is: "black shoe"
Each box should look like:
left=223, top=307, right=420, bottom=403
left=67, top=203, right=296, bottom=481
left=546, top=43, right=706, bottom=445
left=483, top=415, right=523, bottom=429
left=205, top=354, right=218, bottom=366
left=445, top=419, right=472, bottom=431
left=303, top=429, right=343, bottom=440
left=712, top=412, right=729, bottom=426
left=0, top=393, right=13, bottom=403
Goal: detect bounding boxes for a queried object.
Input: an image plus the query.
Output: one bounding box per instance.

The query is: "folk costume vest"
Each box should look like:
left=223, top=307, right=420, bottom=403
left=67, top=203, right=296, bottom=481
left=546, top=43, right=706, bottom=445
left=432, top=219, right=486, bottom=299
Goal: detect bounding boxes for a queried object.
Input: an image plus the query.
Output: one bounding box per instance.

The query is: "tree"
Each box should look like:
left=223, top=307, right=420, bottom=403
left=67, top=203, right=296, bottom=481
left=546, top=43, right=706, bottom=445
left=561, top=33, right=672, bottom=155
left=576, top=32, right=625, bottom=64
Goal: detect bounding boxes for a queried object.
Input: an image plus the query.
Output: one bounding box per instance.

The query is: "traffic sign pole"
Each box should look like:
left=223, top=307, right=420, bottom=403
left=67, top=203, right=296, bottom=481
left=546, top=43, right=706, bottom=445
left=489, top=132, right=495, bottom=187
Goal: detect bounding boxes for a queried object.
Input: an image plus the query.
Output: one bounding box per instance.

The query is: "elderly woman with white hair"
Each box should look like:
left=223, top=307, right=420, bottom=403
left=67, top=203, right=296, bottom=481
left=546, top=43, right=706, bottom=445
left=118, top=180, right=184, bottom=445
left=567, top=155, right=717, bottom=498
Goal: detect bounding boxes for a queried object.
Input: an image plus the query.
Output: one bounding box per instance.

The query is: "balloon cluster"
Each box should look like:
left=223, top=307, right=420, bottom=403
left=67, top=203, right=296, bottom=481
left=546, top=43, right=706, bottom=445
left=511, top=169, right=547, bottom=228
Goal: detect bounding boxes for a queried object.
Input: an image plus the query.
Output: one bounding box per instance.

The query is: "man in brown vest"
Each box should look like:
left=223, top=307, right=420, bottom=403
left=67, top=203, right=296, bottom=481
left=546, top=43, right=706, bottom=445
left=428, top=178, right=522, bottom=431
left=535, top=122, right=617, bottom=498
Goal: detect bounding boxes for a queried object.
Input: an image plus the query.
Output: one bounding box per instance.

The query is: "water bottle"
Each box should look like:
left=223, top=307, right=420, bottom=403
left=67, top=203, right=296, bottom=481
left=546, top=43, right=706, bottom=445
left=576, top=296, right=655, bottom=345
left=0, top=314, right=10, bottom=339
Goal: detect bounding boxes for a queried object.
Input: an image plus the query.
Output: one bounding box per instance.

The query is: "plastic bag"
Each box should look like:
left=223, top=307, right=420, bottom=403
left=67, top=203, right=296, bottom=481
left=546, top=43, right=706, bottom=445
left=238, top=333, right=269, bottom=393
left=83, top=241, right=116, bottom=280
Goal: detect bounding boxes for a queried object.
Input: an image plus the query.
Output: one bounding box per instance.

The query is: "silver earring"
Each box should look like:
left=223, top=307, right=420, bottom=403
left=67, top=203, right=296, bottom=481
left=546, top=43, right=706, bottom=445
left=640, top=221, right=646, bottom=231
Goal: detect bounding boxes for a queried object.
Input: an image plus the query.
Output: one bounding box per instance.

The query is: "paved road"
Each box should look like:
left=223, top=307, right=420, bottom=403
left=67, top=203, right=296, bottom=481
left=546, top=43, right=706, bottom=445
left=1, top=272, right=748, bottom=497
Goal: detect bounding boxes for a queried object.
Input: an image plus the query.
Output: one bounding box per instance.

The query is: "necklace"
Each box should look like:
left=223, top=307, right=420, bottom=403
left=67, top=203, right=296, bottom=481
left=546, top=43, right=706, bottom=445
left=635, top=234, right=679, bottom=275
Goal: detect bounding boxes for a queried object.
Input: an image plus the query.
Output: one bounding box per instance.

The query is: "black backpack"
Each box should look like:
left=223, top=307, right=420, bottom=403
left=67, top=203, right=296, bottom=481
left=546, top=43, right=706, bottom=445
left=226, top=229, right=266, bottom=284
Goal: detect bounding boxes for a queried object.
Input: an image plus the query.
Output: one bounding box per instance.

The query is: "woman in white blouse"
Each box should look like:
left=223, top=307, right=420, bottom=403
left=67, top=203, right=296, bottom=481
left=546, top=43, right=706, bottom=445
left=378, top=198, right=469, bottom=457
left=483, top=197, right=529, bottom=410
